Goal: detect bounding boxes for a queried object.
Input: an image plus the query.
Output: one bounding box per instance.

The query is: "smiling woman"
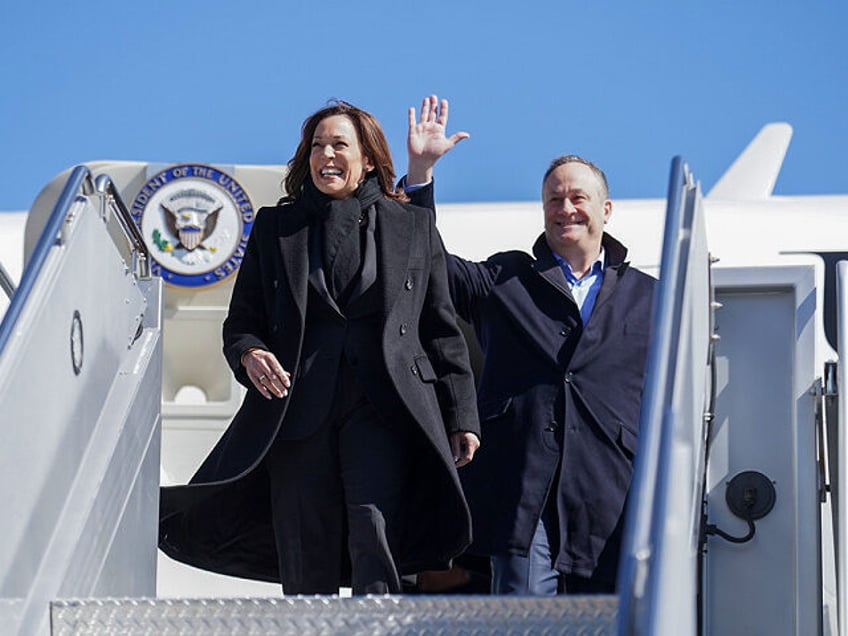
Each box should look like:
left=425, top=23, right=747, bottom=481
left=281, top=101, right=407, bottom=207
left=309, top=115, right=374, bottom=200
left=159, top=99, right=481, bottom=597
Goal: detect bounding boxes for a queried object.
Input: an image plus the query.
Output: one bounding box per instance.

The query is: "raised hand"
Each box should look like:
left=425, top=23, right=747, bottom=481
left=407, top=95, right=470, bottom=185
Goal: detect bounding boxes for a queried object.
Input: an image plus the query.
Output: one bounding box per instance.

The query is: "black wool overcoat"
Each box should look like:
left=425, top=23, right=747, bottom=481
left=409, top=183, right=655, bottom=584
left=159, top=195, right=480, bottom=583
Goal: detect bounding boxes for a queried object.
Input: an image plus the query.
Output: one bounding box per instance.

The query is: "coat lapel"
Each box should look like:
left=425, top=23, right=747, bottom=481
left=277, top=215, right=310, bottom=324
left=531, top=235, right=577, bottom=304
left=375, top=200, right=414, bottom=317
left=591, top=261, right=622, bottom=316
left=587, top=232, right=630, bottom=317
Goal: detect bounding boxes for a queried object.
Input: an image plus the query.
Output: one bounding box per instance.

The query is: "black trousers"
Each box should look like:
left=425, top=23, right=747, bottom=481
left=265, top=361, right=413, bottom=595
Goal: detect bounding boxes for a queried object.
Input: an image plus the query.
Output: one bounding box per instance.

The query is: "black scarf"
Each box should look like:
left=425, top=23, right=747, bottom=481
left=301, top=174, right=382, bottom=304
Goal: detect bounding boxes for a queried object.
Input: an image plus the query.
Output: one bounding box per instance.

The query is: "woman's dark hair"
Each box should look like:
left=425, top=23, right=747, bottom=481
left=280, top=100, right=406, bottom=204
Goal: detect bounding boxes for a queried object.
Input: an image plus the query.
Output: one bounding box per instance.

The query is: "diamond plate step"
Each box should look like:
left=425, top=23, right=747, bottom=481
left=52, top=595, right=619, bottom=635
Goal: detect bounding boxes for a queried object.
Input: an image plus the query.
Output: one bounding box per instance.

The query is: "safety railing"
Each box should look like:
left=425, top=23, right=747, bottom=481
left=617, top=156, right=713, bottom=635
left=0, top=165, right=152, bottom=358
left=95, top=173, right=151, bottom=279
left=0, top=260, right=14, bottom=300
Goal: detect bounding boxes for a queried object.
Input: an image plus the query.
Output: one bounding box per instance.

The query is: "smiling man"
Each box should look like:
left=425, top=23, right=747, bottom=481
left=404, top=96, right=656, bottom=595
left=542, top=157, right=611, bottom=275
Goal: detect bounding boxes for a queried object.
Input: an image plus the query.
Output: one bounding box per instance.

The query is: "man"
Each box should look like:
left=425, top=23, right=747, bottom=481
left=404, top=96, right=655, bottom=595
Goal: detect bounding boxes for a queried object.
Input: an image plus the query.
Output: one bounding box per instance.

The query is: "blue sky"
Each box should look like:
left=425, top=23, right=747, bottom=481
left=1, top=1, right=846, bottom=211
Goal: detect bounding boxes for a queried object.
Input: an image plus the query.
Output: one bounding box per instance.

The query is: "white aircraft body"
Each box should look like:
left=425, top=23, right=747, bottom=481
left=1, top=122, right=847, bottom=633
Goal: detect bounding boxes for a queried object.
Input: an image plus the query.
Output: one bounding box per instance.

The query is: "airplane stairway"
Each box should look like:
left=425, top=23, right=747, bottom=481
left=0, top=166, right=162, bottom=635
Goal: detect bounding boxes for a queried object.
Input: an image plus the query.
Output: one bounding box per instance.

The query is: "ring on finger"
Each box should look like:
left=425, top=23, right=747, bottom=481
left=258, top=374, right=267, bottom=382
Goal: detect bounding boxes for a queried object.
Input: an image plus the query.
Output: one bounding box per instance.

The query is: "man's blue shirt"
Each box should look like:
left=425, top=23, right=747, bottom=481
left=553, top=249, right=605, bottom=325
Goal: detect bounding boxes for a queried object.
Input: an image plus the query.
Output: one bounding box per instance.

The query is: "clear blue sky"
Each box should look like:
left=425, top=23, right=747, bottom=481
left=1, top=1, right=846, bottom=211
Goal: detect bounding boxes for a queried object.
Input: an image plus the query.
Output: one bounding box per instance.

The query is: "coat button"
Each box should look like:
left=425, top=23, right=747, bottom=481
left=564, top=371, right=574, bottom=383
left=410, top=364, right=419, bottom=376
left=560, top=329, right=569, bottom=336
left=399, top=323, right=408, bottom=335
left=405, top=278, right=414, bottom=290
left=544, top=420, right=558, bottom=432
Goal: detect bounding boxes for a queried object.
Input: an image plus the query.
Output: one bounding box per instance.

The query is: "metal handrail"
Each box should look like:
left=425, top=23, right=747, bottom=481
left=0, top=165, right=154, bottom=358
left=0, top=166, right=93, bottom=357
left=0, top=260, right=14, bottom=300
left=617, top=156, right=694, bottom=633
left=94, top=174, right=151, bottom=279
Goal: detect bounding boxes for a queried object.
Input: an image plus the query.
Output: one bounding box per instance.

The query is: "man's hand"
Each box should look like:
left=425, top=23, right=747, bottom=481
left=450, top=431, right=480, bottom=468
left=407, top=94, right=470, bottom=186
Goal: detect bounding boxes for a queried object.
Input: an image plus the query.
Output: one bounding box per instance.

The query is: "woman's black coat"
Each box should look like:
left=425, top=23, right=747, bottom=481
left=159, top=195, right=480, bottom=583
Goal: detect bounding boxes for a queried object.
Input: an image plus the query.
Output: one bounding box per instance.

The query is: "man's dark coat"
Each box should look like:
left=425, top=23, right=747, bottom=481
left=410, top=183, right=655, bottom=583
left=159, top=195, right=480, bottom=583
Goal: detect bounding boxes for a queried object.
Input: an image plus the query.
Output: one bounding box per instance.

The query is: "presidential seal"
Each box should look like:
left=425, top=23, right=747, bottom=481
left=130, top=164, right=255, bottom=288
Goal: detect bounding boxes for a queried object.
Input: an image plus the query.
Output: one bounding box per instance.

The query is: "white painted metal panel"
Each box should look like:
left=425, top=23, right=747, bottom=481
left=0, top=169, right=162, bottom=634
left=705, top=265, right=819, bottom=636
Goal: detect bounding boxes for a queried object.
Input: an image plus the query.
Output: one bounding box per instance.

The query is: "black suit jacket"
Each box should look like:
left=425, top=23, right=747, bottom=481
left=159, top=194, right=480, bottom=582
left=409, top=182, right=655, bottom=583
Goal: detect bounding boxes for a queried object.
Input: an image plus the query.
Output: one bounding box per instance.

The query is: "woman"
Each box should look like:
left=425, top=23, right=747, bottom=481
left=159, top=100, right=480, bottom=595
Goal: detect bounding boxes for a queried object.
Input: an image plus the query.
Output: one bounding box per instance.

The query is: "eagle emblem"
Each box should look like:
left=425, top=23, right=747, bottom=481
left=130, top=164, right=255, bottom=288
left=160, top=189, right=223, bottom=252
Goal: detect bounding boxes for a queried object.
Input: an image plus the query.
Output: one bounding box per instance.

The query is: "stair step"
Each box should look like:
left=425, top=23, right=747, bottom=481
left=52, top=595, right=619, bottom=634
